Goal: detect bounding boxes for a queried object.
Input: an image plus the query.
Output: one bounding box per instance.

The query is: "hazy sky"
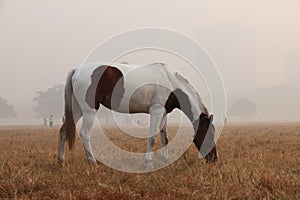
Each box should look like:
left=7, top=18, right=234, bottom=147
left=1, top=0, right=300, bottom=117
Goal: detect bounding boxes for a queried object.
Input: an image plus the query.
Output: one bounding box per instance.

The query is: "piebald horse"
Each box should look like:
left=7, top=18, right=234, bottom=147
left=58, top=62, right=218, bottom=164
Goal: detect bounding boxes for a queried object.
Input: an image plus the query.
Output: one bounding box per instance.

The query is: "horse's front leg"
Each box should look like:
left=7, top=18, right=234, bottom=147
left=145, top=105, right=166, bottom=167
left=160, top=116, right=168, bottom=162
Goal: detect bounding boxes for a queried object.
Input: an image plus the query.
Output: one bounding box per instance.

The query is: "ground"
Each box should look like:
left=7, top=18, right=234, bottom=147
left=0, top=123, right=299, bottom=199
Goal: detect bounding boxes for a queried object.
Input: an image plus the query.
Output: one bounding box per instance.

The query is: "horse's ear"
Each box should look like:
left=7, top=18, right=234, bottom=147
left=209, top=114, right=214, bottom=123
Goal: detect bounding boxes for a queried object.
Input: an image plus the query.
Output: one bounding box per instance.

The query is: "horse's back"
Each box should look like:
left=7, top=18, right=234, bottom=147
left=113, top=63, right=176, bottom=113
left=71, top=62, right=178, bottom=113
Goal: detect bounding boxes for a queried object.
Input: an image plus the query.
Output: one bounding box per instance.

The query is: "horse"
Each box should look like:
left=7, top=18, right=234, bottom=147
left=58, top=62, right=218, bottom=165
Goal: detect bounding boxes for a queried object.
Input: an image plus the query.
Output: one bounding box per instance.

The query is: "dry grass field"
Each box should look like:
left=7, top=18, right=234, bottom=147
left=0, top=123, right=299, bottom=199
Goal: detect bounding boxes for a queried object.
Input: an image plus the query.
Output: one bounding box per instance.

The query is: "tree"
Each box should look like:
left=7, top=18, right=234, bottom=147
left=33, top=84, right=64, bottom=118
left=229, top=98, right=257, bottom=120
left=0, top=97, right=16, bottom=118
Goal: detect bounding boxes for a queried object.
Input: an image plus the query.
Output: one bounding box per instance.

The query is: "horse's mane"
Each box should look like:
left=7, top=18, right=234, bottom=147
left=174, top=72, right=209, bottom=115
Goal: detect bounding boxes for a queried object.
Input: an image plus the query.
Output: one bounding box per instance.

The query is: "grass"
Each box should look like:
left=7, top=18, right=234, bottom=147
left=0, top=123, right=299, bottom=199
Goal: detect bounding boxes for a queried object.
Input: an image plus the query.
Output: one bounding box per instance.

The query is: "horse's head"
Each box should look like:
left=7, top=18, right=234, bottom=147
left=193, top=113, right=218, bottom=163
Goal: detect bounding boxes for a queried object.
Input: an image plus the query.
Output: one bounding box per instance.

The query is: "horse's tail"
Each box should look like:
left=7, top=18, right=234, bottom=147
left=60, top=69, right=77, bottom=150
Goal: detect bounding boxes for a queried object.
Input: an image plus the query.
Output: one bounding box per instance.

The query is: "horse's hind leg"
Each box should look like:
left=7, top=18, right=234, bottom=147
left=58, top=127, right=67, bottom=164
left=79, top=111, right=97, bottom=163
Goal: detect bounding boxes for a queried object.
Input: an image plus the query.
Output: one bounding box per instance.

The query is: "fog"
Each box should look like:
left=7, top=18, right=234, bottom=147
left=0, top=0, right=300, bottom=125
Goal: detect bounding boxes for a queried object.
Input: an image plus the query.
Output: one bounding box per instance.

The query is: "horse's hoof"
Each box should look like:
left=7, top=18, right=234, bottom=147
left=87, top=161, right=98, bottom=169
left=145, top=162, right=154, bottom=170
left=96, top=159, right=102, bottom=165
left=57, top=159, right=64, bottom=165
left=205, top=157, right=218, bottom=164
left=88, top=159, right=97, bottom=164
left=162, top=156, right=169, bottom=164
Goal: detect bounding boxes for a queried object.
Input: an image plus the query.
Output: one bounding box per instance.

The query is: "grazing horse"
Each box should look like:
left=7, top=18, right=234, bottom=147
left=58, top=62, right=218, bottom=164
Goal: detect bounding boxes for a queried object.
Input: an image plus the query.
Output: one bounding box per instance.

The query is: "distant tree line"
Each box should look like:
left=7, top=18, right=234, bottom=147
left=32, top=84, right=64, bottom=118
left=1, top=84, right=299, bottom=122
left=229, top=98, right=257, bottom=120
left=0, top=85, right=65, bottom=121
left=0, top=97, right=16, bottom=118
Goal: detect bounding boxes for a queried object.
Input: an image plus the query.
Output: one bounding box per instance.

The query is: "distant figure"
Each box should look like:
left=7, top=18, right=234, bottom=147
left=49, top=115, right=54, bottom=128
left=62, top=116, right=65, bottom=123
left=43, top=117, right=47, bottom=127
left=223, top=116, right=227, bottom=125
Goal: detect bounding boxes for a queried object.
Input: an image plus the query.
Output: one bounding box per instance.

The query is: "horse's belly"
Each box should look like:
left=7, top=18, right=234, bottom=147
left=128, top=95, right=151, bottom=113
left=115, top=83, right=172, bottom=113
left=114, top=97, right=150, bottom=113
left=114, top=83, right=155, bottom=113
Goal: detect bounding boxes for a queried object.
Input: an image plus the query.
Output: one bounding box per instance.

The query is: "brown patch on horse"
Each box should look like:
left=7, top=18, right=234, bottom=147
left=86, top=65, right=125, bottom=110
left=165, top=89, right=193, bottom=121
left=192, top=113, right=210, bottom=148
left=193, top=114, right=218, bottom=163
left=165, top=90, right=217, bottom=162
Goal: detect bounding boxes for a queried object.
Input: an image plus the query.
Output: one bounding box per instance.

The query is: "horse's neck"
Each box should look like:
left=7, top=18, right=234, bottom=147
left=182, top=88, right=202, bottom=123
left=174, top=73, right=209, bottom=124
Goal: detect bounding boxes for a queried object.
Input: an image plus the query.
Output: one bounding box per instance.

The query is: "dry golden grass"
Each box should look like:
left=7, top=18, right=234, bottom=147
left=0, top=123, right=299, bottom=199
